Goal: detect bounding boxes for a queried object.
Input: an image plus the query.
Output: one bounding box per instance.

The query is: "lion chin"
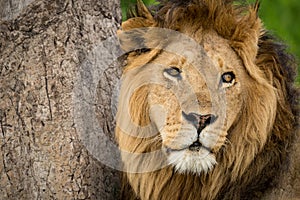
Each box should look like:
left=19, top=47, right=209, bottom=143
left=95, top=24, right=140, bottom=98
left=167, top=148, right=217, bottom=174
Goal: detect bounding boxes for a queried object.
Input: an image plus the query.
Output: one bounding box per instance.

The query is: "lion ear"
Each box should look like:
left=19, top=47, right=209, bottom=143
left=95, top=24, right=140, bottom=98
left=121, top=0, right=155, bottom=31
left=118, top=0, right=156, bottom=52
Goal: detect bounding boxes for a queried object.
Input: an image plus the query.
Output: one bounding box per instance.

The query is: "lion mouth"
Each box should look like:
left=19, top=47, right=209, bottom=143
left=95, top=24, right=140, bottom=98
left=165, top=141, right=217, bottom=174
left=165, top=141, right=212, bottom=154
left=188, top=141, right=212, bottom=152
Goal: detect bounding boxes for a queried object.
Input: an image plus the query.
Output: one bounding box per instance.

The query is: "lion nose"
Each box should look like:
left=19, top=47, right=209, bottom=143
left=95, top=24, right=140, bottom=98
left=182, top=111, right=217, bottom=133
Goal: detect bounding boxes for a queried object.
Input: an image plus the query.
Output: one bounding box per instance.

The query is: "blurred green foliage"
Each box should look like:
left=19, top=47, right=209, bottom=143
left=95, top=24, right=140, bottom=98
left=121, top=0, right=300, bottom=83
left=121, top=0, right=159, bottom=20
left=257, top=0, right=300, bottom=83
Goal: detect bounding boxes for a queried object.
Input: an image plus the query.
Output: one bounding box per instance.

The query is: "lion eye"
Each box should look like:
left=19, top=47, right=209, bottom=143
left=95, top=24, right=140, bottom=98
left=221, top=72, right=235, bottom=83
left=164, top=67, right=182, bottom=78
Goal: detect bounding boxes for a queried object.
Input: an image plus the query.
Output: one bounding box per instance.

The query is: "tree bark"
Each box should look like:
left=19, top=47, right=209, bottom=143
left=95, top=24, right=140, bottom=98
left=0, top=0, right=34, bottom=20
left=0, top=0, right=122, bottom=199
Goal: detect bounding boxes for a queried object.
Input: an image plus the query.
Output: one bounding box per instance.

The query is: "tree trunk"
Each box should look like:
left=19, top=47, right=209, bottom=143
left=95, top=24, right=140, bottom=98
left=0, top=0, right=122, bottom=199
left=0, top=0, right=34, bottom=20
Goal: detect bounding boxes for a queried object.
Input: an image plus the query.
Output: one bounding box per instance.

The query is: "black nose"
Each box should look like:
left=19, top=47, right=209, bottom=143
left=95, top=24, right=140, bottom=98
left=182, top=111, right=217, bottom=133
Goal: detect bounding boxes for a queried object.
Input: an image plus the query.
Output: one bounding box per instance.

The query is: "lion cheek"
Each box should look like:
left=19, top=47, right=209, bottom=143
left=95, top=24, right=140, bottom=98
left=160, top=125, right=198, bottom=150
left=161, top=134, right=193, bottom=151
left=212, top=133, right=228, bottom=153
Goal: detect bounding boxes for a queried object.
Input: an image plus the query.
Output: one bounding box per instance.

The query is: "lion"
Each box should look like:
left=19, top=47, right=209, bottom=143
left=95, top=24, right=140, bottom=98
left=115, top=0, right=299, bottom=199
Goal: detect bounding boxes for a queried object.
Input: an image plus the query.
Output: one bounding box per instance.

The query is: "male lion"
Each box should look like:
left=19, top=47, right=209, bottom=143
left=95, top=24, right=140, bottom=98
left=115, top=0, right=299, bottom=199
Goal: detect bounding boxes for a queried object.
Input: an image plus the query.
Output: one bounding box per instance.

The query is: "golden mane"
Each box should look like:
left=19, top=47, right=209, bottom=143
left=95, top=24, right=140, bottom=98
left=116, top=0, right=299, bottom=199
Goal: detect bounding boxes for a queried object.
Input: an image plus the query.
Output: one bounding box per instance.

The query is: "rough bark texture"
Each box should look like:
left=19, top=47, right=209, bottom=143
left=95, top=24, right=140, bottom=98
left=0, top=0, right=34, bottom=20
left=0, top=0, right=122, bottom=199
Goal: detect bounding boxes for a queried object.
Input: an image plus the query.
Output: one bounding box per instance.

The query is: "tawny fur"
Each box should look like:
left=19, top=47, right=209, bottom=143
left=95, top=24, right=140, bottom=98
left=116, top=0, right=299, bottom=199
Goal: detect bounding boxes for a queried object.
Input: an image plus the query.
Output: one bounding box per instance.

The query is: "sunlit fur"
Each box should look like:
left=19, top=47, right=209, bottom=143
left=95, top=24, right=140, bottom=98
left=116, top=0, right=299, bottom=199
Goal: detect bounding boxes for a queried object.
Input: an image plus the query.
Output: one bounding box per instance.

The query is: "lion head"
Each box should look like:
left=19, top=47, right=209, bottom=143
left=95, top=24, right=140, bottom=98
left=116, top=0, right=299, bottom=199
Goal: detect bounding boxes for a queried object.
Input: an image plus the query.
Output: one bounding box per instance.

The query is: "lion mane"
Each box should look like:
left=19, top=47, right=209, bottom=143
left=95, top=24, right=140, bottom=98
left=116, top=0, right=299, bottom=199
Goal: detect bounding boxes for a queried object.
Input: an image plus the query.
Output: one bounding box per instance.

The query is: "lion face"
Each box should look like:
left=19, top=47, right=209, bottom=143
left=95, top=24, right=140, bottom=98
left=150, top=32, right=245, bottom=174
left=118, top=30, right=248, bottom=174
